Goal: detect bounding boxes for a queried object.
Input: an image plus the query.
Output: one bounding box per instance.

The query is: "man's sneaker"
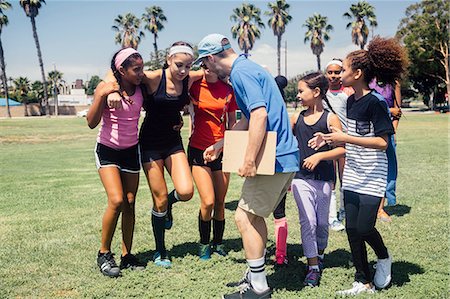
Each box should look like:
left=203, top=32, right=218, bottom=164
left=336, top=282, right=375, bottom=296
left=338, top=208, right=346, bottom=222
left=120, top=253, right=146, bottom=270
left=199, top=243, right=211, bottom=260
left=275, top=254, right=288, bottom=267
left=226, top=268, right=250, bottom=288
left=304, top=268, right=321, bottom=287
left=212, top=243, right=228, bottom=257
left=222, top=282, right=272, bottom=299
left=330, top=219, right=345, bottom=232
left=373, top=253, right=392, bottom=289
left=153, top=251, right=172, bottom=268
left=97, top=251, right=121, bottom=278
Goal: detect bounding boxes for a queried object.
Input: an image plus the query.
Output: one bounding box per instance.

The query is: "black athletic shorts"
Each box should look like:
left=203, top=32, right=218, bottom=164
left=141, top=141, right=185, bottom=164
left=95, top=142, right=140, bottom=173
left=188, top=145, right=223, bottom=172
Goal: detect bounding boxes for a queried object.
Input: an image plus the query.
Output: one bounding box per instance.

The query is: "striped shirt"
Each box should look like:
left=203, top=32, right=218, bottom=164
left=342, top=91, right=394, bottom=197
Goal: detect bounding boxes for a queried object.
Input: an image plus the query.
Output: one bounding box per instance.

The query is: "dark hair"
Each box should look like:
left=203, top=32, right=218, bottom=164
left=163, top=41, right=194, bottom=69
left=300, top=72, right=335, bottom=114
left=346, top=36, right=408, bottom=85
left=110, top=48, right=142, bottom=88
left=274, top=75, right=288, bottom=100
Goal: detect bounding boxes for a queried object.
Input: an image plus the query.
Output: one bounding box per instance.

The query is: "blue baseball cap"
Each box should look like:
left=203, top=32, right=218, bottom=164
left=193, top=33, right=232, bottom=66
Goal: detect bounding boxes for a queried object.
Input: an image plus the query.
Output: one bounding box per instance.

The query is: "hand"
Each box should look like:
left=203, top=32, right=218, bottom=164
left=390, top=107, right=402, bottom=118
left=203, top=143, right=222, bottom=162
left=308, top=133, right=327, bottom=150
left=238, top=160, right=257, bottom=177
left=100, top=81, right=120, bottom=96
left=302, top=154, right=321, bottom=171
left=106, top=92, right=123, bottom=109
left=322, top=126, right=346, bottom=147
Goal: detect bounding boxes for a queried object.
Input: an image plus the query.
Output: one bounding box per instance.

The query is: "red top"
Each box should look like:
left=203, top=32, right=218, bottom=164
left=189, top=77, right=238, bottom=150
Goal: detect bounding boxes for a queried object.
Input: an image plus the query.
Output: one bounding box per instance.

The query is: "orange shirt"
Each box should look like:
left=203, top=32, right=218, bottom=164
left=189, top=77, right=238, bottom=150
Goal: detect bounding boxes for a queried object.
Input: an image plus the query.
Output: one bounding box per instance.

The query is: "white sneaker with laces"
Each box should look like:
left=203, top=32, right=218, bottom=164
left=374, top=253, right=392, bottom=289
left=330, top=219, right=345, bottom=232
left=336, top=281, right=375, bottom=296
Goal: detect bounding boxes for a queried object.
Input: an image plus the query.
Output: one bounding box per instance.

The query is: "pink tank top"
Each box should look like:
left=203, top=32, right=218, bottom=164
left=97, top=86, right=143, bottom=149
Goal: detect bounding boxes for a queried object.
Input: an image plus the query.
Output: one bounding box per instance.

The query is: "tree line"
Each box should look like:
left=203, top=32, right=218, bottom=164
left=0, top=0, right=448, bottom=117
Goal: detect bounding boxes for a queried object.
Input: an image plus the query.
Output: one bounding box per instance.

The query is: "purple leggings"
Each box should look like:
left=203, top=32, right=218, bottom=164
left=291, top=179, right=332, bottom=258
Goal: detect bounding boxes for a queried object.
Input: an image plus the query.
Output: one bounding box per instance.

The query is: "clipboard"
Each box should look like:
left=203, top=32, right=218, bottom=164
left=222, top=131, right=277, bottom=175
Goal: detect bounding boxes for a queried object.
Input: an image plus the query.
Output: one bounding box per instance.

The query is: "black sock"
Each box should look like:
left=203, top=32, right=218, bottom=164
left=212, top=218, right=225, bottom=245
left=151, top=210, right=166, bottom=256
left=199, top=214, right=211, bottom=245
left=168, top=190, right=178, bottom=205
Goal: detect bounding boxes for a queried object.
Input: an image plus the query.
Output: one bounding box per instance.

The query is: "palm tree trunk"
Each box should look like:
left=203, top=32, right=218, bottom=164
left=24, top=100, right=29, bottom=117
left=30, top=16, right=49, bottom=116
left=0, top=37, right=11, bottom=118
left=153, top=33, right=159, bottom=67
left=316, top=54, right=321, bottom=71
left=277, top=34, right=281, bottom=76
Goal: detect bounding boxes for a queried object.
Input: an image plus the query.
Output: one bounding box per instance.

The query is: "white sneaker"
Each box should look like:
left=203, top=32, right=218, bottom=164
left=374, top=253, right=392, bottom=289
left=336, top=281, right=375, bottom=296
left=330, top=220, right=345, bottom=232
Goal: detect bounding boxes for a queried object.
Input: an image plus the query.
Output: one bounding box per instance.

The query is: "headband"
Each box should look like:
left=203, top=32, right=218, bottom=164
left=115, top=48, right=139, bottom=70
left=168, top=45, right=194, bottom=57
left=326, top=59, right=343, bottom=68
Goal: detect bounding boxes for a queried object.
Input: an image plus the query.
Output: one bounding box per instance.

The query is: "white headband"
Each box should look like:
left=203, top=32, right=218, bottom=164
left=326, top=59, right=343, bottom=68
left=169, top=45, right=194, bottom=57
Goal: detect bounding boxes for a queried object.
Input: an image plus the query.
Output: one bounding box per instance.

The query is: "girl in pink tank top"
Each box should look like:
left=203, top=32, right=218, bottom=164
left=86, top=48, right=145, bottom=277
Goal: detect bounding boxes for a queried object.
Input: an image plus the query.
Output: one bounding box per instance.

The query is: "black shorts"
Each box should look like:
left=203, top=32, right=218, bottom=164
left=95, top=142, right=140, bottom=173
left=188, top=145, right=223, bottom=172
left=141, top=141, right=185, bottom=164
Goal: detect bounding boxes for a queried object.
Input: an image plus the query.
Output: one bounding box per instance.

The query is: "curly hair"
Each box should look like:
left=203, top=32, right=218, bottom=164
left=346, top=36, right=408, bottom=85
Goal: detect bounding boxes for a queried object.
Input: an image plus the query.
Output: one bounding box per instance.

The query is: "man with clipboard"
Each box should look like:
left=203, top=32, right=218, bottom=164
left=195, top=34, right=299, bottom=299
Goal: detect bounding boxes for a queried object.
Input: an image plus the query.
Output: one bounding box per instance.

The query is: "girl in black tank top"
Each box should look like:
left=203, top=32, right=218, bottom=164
left=290, top=72, right=345, bottom=287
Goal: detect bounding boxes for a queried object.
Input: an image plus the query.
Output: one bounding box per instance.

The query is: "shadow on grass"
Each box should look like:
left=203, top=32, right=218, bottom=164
left=385, top=204, right=411, bottom=217
left=391, top=260, right=424, bottom=286
left=225, top=200, right=239, bottom=211
left=323, top=248, right=353, bottom=269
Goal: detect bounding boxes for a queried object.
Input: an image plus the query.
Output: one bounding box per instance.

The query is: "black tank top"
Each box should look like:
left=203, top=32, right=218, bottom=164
left=140, top=69, right=190, bottom=149
left=294, top=110, right=334, bottom=181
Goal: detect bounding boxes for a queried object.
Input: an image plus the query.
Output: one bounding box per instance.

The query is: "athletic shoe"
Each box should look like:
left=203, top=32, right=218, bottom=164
left=165, top=191, right=176, bottom=230
left=222, top=282, right=272, bottom=299
left=318, top=257, right=324, bottom=273
left=338, top=208, right=346, bottom=222
left=330, top=219, right=345, bottom=232
left=336, top=282, right=375, bottom=296
left=377, top=209, right=392, bottom=223
left=373, top=253, right=392, bottom=289
left=226, top=268, right=250, bottom=288
left=199, top=243, right=211, bottom=260
left=120, top=253, right=146, bottom=270
left=274, top=254, right=288, bottom=267
left=304, top=268, right=321, bottom=287
left=212, top=243, right=227, bottom=257
left=153, top=252, right=172, bottom=268
left=97, top=251, right=121, bottom=278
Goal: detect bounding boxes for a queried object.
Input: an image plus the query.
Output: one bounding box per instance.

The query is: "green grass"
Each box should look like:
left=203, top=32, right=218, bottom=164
left=0, top=114, right=448, bottom=298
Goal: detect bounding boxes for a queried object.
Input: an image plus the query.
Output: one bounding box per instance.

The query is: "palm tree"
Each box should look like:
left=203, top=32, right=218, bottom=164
left=343, top=0, right=377, bottom=49
left=265, top=0, right=292, bottom=76
left=112, top=13, right=145, bottom=50
left=48, top=69, right=63, bottom=115
left=19, top=0, right=49, bottom=116
left=13, top=77, right=30, bottom=116
left=303, top=14, right=333, bottom=71
left=142, top=6, right=166, bottom=67
left=230, top=3, right=265, bottom=54
left=0, top=0, right=11, bottom=117
left=30, top=80, right=44, bottom=103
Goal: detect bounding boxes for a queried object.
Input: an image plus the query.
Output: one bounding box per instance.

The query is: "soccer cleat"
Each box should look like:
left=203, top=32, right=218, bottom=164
left=199, top=243, right=211, bottom=260
left=373, top=253, right=392, bottom=289
left=336, top=281, right=375, bottom=296
left=304, top=268, right=321, bottom=287
left=222, top=282, right=272, bottom=299
left=120, top=253, right=146, bottom=270
left=330, top=219, right=345, bottom=232
left=97, top=251, right=121, bottom=278
left=212, top=243, right=228, bottom=257
left=153, top=251, right=172, bottom=268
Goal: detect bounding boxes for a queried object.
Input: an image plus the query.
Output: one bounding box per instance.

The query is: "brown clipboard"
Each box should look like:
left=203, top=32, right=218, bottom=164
left=222, top=131, right=277, bottom=175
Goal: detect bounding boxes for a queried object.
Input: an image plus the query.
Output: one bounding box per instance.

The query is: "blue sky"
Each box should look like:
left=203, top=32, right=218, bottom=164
left=3, top=0, right=414, bottom=84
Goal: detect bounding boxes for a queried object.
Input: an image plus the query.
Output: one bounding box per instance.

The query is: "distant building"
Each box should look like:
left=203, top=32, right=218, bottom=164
left=48, top=79, right=93, bottom=106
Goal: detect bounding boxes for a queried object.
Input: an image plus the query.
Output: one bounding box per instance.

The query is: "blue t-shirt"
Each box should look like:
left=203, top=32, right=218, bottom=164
left=230, top=54, right=299, bottom=173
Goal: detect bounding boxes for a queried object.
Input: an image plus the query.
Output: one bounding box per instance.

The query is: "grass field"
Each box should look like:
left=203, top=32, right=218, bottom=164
left=0, top=114, right=448, bottom=298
